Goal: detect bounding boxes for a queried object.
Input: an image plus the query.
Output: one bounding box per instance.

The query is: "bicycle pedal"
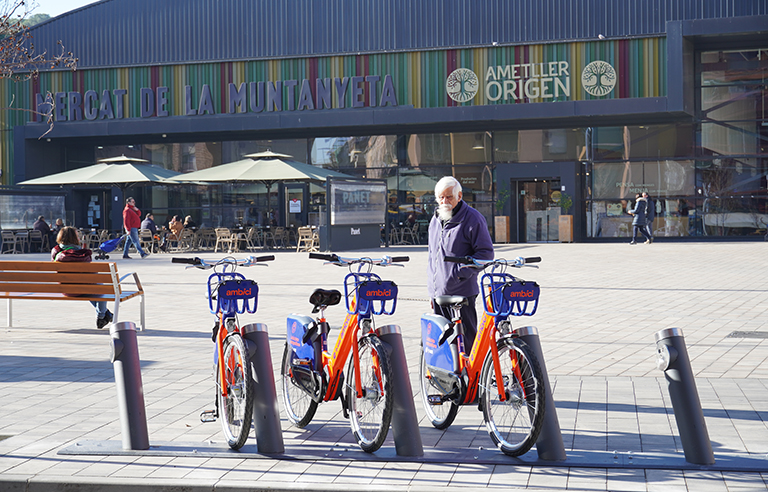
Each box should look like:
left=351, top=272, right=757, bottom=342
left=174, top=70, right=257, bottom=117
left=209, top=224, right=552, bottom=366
left=200, top=409, right=217, bottom=423
left=427, top=394, right=445, bottom=405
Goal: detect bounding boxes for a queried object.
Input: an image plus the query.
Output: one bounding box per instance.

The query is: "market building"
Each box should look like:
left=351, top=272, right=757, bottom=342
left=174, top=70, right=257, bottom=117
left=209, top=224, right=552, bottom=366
left=2, top=0, right=767, bottom=242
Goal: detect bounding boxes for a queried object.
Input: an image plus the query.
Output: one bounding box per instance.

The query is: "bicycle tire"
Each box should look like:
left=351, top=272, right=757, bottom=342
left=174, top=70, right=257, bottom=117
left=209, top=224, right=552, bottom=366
left=217, top=334, right=254, bottom=450
left=419, top=349, right=459, bottom=429
left=479, top=337, right=545, bottom=457
left=345, top=335, right=393, bottom=453
left=280, top=343, right=319, bottom=428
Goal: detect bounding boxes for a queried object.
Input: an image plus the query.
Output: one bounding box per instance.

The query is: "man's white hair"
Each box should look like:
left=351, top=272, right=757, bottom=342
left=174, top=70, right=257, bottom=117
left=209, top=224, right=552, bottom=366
left=435, top=176, right=462, bottom=199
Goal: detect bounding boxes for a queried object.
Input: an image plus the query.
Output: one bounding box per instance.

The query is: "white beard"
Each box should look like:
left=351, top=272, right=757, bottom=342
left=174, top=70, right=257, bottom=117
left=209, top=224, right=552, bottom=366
left=436, top=204, right=454, bottom=222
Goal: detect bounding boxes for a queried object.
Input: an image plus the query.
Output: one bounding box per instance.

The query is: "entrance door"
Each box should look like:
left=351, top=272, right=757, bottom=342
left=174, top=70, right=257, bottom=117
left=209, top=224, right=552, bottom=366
left=283, top=183, right=308, bottom=229
left=515, top=180, right=560, bottom=242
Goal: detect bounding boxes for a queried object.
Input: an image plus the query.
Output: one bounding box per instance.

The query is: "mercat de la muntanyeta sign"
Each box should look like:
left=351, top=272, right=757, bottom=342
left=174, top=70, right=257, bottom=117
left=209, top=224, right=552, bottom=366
left=35, top=75, right=399, bottom=122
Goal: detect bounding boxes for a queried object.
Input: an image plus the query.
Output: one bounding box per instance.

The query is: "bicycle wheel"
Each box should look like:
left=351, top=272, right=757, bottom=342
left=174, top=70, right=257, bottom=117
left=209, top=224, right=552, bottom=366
left=419, top=349, right=459, bottom=429
left=479, top=337, right=545, bottom=457
left=217, top=334, right=254, bottom=450
left=345, top=335, right=393, bottom=453
left=280, top=343, right=318, bottom=428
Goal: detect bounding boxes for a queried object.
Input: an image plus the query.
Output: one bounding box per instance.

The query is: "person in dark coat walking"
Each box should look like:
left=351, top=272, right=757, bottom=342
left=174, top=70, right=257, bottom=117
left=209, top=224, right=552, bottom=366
left=628, top=193, right=652, bottom=244
left=643, top=192, right=655, bottom=241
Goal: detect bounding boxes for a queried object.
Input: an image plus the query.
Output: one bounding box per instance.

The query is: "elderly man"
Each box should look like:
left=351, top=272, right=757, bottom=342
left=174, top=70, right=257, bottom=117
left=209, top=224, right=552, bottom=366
left=427, top=176, right=494, bottom=351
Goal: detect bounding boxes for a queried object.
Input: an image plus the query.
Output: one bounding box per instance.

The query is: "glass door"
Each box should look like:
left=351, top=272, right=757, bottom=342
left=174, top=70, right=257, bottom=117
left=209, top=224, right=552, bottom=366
left=517, top=180, right=560, bottom=242
left=283, top=183, right=308, bottom=229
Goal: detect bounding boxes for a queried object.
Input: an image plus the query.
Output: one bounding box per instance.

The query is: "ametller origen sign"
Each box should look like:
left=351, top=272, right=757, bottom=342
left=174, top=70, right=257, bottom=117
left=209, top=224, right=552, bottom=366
left=446, top=60, right=617, bottom=103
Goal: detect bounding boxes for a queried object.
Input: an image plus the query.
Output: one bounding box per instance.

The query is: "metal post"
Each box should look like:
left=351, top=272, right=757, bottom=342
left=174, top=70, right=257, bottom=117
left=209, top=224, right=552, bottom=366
left=513, top=326, right=566, bottom=461
left=376, top=325, right=424, bottom=457
left=109, top=321, right=149, bottom=450
left=655, top=328, right=715, bottom=465
left=242, top=323, right=285, bottom=454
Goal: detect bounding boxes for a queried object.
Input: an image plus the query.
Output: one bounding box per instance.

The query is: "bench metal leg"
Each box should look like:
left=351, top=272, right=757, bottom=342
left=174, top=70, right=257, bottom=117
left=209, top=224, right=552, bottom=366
left=6, top=299, right=11, bottom=328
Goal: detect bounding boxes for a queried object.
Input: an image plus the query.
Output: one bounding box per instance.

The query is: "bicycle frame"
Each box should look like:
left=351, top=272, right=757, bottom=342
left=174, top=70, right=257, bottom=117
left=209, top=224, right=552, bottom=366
left=320, top=272, right=390, bottom=402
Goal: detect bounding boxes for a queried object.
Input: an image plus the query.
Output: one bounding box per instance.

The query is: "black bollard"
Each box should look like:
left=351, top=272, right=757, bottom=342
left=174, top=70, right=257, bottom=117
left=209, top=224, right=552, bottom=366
left=655, top=328, right=715, bottom=465
left=242, top=323, right=285, bottom=454
left=109, top=321, right=149, bottom=450
left=376, top=325, right=424, bottom=457
left=513, top=326, right=566, bottom=461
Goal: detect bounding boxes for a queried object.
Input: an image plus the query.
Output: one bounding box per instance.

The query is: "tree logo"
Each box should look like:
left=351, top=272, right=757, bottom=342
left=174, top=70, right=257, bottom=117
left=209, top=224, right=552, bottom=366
left=581, top=61, right=616, bottom=97
left=446, top=68, right=479, bottom=103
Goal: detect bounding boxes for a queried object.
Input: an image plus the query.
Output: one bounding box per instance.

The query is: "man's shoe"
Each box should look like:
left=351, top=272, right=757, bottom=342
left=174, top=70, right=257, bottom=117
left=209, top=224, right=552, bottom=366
left=96, top=315, right=109, bottom=329
left=104, top=310, right=113, bottom=323
left=141, top=252, right=150, bottom=259
left=122, top=255, right=132, bottom=259
left=645, top=239, right=652, bottom=244
left=629, top=241, right=637, bottom=245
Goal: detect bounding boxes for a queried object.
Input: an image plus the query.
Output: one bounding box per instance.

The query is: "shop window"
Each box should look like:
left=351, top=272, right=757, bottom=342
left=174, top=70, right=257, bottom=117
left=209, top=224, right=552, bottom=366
left=311, top=136, right=398, bottom=170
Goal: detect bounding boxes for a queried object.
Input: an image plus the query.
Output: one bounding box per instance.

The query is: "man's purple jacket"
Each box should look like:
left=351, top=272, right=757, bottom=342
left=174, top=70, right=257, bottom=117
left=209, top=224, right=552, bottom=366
left=427, top=201, right=494, bottom=298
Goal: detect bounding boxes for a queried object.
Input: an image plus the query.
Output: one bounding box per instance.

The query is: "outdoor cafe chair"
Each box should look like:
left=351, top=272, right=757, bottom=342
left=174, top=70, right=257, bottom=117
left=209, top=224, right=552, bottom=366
left=28, top=230, right=50, bottom=252
left=1, top=231, right=20, bottom=254
left=214, top=228, right=236, bottom=253
left=401, top=222, right=419, bottom=245
left=296, top=226, right=315, bottom=252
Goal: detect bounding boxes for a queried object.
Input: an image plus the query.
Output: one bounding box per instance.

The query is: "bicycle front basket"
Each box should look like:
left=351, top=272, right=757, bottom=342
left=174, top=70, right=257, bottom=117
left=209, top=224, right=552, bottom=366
left=357, top=280, right=398, bottom=316
left=501, top=280, right=540, bottom=316
left=216, top=279, right=259, bottom=314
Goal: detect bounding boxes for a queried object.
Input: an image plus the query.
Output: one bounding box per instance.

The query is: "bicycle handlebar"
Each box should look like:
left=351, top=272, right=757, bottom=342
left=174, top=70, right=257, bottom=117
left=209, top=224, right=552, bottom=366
left=172, top=255, right=274, bottom=269
left=445, top=255, right=541, bottom=268
left=309, top=252, right=409, bottom=267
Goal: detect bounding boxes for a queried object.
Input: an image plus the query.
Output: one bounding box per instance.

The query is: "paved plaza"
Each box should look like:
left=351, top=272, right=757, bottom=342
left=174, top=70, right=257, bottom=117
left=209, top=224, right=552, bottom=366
left=0, top=241, right=767, bottom=491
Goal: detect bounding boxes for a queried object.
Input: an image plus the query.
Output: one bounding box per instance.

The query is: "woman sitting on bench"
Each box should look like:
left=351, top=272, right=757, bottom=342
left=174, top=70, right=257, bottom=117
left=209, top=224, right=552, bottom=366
left=51, top=227, right=114, bottom=329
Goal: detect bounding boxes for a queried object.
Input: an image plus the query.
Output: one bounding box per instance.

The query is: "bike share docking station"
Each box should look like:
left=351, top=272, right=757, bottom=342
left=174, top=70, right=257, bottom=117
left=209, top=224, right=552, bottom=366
left=375, top=324, right=424, bottom=457
left=655, top=327, right=715, bottom=465
left=109, top=321, right=149, bottom=451
left=242, top=322, right=285, bottom=454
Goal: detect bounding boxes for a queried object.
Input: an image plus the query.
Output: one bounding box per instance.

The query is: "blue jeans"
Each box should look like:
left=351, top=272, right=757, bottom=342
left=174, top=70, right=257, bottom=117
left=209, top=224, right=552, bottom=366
left=123, top=227, right=147, bottom=257
left=90, top=300, right=107, bottom=317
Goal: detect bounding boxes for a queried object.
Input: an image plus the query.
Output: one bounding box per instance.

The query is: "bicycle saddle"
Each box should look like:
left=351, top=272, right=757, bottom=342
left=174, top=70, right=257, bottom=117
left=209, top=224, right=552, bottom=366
left=309, top=288, right=341, bottom=309
left=434, top=295, right=467, bottom=307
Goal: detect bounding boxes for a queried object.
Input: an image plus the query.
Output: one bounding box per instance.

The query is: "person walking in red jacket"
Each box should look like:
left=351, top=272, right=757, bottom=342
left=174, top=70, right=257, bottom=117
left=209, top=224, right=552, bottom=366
left=122, top=197, right=149, bottom=259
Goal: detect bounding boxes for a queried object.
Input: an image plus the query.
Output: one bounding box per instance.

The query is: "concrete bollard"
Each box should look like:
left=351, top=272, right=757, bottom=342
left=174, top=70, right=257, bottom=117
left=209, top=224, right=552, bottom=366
left=513, top=326, right=567, bottom=461
left=655, top=328, right=715, bottom=465
left=109, top=321, right=149, bottom=450
left=376, top=325, right=424, bottom=457
left=242, top=323, right=285, bottom=454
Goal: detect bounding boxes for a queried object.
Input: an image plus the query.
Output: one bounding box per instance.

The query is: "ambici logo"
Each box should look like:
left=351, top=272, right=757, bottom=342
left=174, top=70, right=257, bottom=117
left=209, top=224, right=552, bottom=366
left=506, top=289, right=536, bottom=298
left=446, top=68, right=479, bottom=103
left=362, top=288, right=391, bottom=297
left=226, top=287, right=251, bottom=297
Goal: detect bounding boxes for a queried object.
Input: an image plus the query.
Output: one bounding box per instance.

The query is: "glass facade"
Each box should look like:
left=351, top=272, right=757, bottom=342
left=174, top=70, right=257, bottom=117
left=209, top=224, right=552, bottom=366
left=86, top=47, right=767, bottom=239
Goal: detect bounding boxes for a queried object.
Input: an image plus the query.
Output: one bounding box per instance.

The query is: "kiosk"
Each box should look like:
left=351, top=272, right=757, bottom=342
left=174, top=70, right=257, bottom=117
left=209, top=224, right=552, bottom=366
left=319, top=178, right=386, bottom=251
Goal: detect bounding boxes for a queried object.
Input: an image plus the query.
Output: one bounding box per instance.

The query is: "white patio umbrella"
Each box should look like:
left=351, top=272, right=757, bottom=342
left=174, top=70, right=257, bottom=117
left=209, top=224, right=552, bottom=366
left=169, top=150, right=351, bottom=211
left=18, top=155, right=180, bottom=189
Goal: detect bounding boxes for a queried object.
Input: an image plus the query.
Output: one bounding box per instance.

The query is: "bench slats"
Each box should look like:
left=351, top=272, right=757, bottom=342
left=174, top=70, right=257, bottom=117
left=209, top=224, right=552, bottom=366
left=0, top=272, right=114, bottom=284
left=3, top=291, right=142, bottom=302
left=0, top=282, right=116, bottom=295
left=0, top=261, right=111, bottom=273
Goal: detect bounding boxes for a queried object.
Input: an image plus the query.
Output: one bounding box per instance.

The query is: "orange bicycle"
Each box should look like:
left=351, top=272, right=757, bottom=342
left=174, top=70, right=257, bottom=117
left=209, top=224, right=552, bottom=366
left=173, top=254, right=274, bottom=450
left=281, top=252, right=408, bottom=452
left=420, top=255, right=545, bottom=456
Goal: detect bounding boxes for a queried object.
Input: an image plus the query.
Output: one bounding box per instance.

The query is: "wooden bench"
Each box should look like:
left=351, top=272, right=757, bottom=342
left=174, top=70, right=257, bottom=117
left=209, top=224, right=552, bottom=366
left=0, top=261, right=145, bottom=330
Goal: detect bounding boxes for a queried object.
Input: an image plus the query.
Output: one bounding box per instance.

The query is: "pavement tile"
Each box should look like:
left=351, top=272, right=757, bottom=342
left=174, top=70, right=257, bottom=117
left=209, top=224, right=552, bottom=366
left=1, top=243, right=767, bottom=491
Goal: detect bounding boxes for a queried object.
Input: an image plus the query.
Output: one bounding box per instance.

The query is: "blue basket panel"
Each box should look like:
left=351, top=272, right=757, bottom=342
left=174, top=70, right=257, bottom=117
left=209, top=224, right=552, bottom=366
left=286, top=314, right=316, bottom=361
left=421, top=314, right=455, bottom=373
